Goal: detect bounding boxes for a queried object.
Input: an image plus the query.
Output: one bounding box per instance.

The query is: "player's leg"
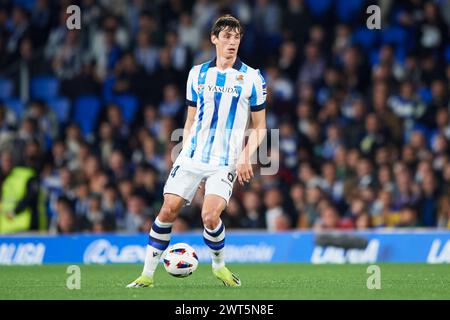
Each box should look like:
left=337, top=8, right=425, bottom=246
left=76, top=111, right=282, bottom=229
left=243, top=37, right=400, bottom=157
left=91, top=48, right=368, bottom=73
left=201, top=194, right=227, bottom=269
left=127, top=193, right=185, bottom=288
left=128, top=164, right=202, bottom=288
left=143, top=194, right=185, bottom=275
left=202, top=171, right=241, bottom=287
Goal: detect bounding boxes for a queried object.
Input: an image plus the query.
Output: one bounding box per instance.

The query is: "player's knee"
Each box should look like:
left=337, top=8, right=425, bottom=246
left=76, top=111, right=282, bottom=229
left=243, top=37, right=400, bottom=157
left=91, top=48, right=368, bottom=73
left=158, top=203, right=178, bottom=223
left=201, top=211, right=221, bottom=230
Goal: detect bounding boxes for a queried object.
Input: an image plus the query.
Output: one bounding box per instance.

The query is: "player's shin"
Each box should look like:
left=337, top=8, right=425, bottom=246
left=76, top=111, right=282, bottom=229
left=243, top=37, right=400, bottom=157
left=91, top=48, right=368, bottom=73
left=142, top=218, right=173, bottom=277
left=203, top=219, right=226, bottom=269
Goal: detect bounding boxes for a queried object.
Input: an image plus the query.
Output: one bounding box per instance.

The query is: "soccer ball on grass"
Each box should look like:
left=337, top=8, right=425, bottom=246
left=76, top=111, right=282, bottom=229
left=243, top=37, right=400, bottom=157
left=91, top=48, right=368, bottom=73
left=163, top=243, right=198, bottom=277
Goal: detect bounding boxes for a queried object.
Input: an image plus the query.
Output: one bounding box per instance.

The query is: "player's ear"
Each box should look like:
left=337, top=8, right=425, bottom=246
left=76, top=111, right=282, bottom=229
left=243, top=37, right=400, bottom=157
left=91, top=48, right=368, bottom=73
left=211, top=34, right=217, bottom=45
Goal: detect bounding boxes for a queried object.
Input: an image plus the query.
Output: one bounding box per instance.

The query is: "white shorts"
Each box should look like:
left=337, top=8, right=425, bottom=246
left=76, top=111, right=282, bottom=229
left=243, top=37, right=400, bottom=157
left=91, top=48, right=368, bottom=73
left=163, top=157, right=237, bottom=206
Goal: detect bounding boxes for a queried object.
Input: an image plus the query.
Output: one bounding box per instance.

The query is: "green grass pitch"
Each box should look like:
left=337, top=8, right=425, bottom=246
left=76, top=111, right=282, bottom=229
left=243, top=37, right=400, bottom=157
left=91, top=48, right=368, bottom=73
left=0, top=263, right=449, bottom=300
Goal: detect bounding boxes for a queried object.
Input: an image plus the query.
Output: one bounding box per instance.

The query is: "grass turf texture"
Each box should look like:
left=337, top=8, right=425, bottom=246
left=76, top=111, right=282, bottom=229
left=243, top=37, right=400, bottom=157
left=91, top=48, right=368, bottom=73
left=0, top=263, right=449, bottom=300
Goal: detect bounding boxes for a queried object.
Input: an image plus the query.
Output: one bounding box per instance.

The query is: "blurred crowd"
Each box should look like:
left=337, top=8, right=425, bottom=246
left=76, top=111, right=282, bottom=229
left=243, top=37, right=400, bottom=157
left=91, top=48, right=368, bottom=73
left=0, top=0, right=450, bottom=234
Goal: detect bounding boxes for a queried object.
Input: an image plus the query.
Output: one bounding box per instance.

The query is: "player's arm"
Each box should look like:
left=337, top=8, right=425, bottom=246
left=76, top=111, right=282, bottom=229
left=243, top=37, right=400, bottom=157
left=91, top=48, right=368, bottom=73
left=183, top=67, right=198, bottom=149
left=237, top=109, right=266, bottom=186
left=236, top=70, right=267, bottom=186
left=182, top=106, right=197, bottom=149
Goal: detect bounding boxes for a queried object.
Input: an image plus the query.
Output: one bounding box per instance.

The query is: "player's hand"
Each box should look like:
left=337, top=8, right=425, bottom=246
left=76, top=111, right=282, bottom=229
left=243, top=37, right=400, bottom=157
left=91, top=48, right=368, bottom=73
left=236, top=162, right=253, bottom=186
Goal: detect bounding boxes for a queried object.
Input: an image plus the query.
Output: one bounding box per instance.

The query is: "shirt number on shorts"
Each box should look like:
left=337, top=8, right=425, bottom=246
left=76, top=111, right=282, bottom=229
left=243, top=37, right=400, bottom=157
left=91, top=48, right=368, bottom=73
left=170, top=165, right=180, bottom=178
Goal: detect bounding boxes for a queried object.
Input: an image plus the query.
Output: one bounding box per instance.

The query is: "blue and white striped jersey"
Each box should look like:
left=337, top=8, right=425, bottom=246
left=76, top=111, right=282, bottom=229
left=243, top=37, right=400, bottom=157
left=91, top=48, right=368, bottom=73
left=179, top=57, right=266, bottom=168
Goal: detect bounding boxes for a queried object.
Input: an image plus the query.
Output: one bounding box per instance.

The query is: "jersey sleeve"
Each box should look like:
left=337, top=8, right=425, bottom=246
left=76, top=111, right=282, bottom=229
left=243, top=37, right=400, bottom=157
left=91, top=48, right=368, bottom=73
left=249, top=69, right=267, bottom=112
left=186, top=67, right=198, bottom=107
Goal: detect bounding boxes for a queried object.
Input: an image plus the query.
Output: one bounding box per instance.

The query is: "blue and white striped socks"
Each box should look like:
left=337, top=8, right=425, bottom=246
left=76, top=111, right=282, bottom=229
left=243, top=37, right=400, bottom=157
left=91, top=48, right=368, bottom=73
left=142, top=218, right=173, bottom=277
left=203, top=220, right=226, bottom=270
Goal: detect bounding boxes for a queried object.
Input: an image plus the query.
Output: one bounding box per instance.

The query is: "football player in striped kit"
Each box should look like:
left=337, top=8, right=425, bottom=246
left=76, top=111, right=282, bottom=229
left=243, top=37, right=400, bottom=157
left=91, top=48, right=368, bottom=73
left=128, top=14, right=267, bottom=288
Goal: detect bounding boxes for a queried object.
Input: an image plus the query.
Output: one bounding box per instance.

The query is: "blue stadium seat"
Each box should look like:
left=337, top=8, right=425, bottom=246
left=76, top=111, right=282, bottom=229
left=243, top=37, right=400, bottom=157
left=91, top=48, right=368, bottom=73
left=370, top=45, right=407, bottom=67
left=0, top=77, right=13, bottom=100
left=352, top=27, right=380, bottom=52
left=394, top=46, right=407, bottom=64
left=73, top=95, right=102, bottom=137
left=305, top=0, right=333, bottom=17
left=47, top=97, right=71, bottom=123
left=102, top=76, right=116, bottom=102
left=444, top=45, right=450, bottom=63
left=30, top=76, right=60, bottom=100
left=4, top=98, right=25, bottom=119
left=369, top=48, right=380, bottom=67
left=337, top=0, right=366, bottom=23
left=12, top=0, right=35, bottom=11
left=381, top=26, right=408, bottom=47
left=418, top=87, right=432, bottom=104
left=113, top=94, right=139, bottom=124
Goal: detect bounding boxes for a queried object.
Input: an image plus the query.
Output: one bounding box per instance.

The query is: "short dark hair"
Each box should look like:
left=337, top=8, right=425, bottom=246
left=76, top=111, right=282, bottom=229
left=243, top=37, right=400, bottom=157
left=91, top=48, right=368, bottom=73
left=211, top=15, right=243, bottom=38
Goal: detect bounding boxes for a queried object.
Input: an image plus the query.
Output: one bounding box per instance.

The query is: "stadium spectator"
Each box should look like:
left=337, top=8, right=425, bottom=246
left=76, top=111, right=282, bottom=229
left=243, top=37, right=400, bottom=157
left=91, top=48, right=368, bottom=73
left=242, top=190, right=266, bottom=229
left=134, top=29, right=159, bottom=74
left=263, top=188, right=286, bottom=231
left=223, top=197, right=247, bottom=229
left=6, top=6, right=30, bottom=56
left=123, top=192, right=152, bottom=233
left=297, top=41, right=325, bottom=85
left=437, top=196, right=450, bottom=228
left=313, top=205, right=353, bottom=231
left=396, top=205, right=420, bottom=228
left=52, top=30, right=84, bottom=80
left=51, top=196, right=75, bottom=234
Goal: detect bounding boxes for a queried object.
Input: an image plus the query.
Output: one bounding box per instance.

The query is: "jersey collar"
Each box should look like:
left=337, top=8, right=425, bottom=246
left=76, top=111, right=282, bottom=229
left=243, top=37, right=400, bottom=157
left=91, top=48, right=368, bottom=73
left=208, top=57, right=242, bottom=71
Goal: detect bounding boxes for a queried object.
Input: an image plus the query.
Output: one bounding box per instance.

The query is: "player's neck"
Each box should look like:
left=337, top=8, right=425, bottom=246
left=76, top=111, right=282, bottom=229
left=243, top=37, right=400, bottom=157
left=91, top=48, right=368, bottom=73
left=215, top=55, right=237, bottom=71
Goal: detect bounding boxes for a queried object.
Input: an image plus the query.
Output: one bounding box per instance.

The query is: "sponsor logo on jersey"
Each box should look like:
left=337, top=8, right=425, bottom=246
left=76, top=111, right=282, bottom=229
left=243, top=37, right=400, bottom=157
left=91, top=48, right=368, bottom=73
left=206, top=85, right=240, bottom=94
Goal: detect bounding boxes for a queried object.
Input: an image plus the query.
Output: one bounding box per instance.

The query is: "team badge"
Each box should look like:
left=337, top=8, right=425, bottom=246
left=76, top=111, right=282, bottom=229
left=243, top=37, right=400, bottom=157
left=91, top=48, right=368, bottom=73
left=236, top=74, right=244, bottom=82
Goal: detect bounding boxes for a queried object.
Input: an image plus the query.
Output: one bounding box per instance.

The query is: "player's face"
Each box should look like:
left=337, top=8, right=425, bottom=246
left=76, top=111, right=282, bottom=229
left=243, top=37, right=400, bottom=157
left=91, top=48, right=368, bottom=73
left=212, top=28, right=241, bottom=59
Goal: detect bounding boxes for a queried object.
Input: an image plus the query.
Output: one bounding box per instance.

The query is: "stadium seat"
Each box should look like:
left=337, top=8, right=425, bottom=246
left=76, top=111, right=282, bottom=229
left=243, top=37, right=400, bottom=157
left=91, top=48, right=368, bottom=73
left=305, top=0, right=333, bottom=17
left=47, top=97, right=71, bottom=123
left=336, top=0, right=366, bottom=23
left=0, top=77, right=13, bottom=100
left=418, top=87, right=432, bottom=104
left=444, top=45, right=450, bottom=63
left=12, top=0, right=35, bottom=11
left=102, top=76, right=116, bottom=103
left=73, top=95, right=102, bottom=137
left=352, top=27, right=380, bottom=52
left=394, top=46, right=407, bottom=64
left=30, top=76, right=60, bottom=100
left=381, top=26, right=408, bottom=47
left=112, top=94, right=139, bottom=124
left=369, top=48, right=380, bottom=66
left=4, top=98, right=25, bottom=119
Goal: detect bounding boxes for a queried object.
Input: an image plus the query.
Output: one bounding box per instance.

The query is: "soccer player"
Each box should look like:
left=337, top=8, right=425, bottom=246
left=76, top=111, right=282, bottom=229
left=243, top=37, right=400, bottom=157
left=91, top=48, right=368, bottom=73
left=127, top=15, right=267, bottom=288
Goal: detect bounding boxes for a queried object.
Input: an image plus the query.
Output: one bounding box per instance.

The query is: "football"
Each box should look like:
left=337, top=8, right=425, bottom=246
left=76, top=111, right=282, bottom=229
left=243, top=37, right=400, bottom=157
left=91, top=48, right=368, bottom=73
left=163, top=243, right=199, bottom=277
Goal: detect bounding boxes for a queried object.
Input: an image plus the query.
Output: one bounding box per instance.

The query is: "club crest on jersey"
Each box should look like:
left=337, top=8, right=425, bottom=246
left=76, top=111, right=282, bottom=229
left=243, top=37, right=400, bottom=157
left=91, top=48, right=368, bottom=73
left=236, top=74, right=244, bottom=82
